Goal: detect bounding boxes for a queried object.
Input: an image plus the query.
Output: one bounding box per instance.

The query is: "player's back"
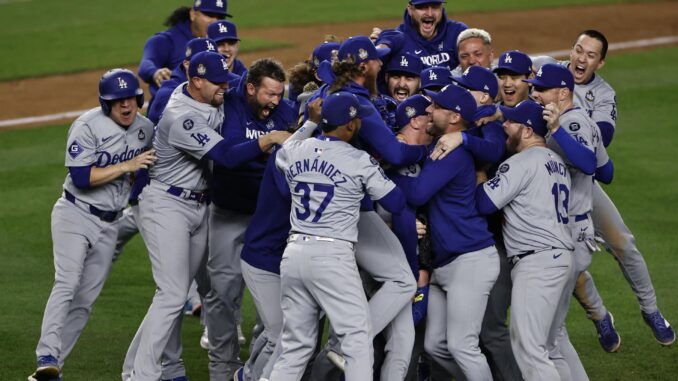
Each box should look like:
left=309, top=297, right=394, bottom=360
left=494, top=146, right=575, bottom=256
left=276, top=136, right=394, bottom=243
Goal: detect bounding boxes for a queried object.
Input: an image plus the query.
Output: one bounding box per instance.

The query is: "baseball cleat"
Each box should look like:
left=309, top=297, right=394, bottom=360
left=642, top=310, right=676, bottom=346
left=200, top=326, right=210, bottom=350
left=233, top=366, right=244, bottom=381
left=237, top=323, right=246, bottom=346
left=32, top=355, right=60, bottom=380
left=327, top=349, right=346, bottom=371
left=593, top=312, right=621, bottom=352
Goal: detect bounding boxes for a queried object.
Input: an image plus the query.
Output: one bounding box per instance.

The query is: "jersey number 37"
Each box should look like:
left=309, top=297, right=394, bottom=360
left=295, top=182, right=335, bottom=223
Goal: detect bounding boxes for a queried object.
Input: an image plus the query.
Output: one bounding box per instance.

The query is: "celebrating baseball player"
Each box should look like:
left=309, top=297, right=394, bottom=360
left=30, top=69, right=155, bottom=381
left=453, top=28, right=494, bottom=76
left=207, top=20, right=247, bottom=76
left=138, top=0, right=229, bottom=108
left=270, top=91, right=414, bottom=381
left=476, top=99, right=575, bottom=381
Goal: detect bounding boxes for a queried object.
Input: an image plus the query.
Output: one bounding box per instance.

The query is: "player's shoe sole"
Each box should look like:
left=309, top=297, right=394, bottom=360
left=327, top=349, right=346, bottom=371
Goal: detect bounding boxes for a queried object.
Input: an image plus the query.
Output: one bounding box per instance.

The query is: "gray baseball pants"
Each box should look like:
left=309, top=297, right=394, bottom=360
left=128, top=184, right=209, bottom=381
left=424, top=245, right=499, bottom=381
left=510, top=249, right=573, bottom=381
left=204, top=205, right=251, bottom=380
left=271, top=236, right=372, bottom=381
left=574, top=182, right=659, bottom=320
left=36, top=198, right=118, bottom=367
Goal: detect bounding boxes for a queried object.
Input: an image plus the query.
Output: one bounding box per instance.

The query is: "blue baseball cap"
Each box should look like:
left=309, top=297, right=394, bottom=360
left=193, top=0, right=231, bottom=17
left=185, top=38, right=217, bottom=60
left=396, top=94, right=431, bottom=129
left=386, top=53, right=423, bottom=77
left=500, top=100, right=548, bottom=137
left=207, top=21, right=239, bottom=43
left=409, top=0, right=444, bottom=5
left=338, top=36, right=390, bottom=64
left=424, top=84, right=477, bottom=122
left=452, top=66, right=498, bottom=99
left=493, top=50, right=533, bottom=76
left=420, top=66, right=452, bottom=91
left=524, top=63, right=574, bottom=91
left=321, top=92, right=374, bottom=126
left=311, top=41, right=340, bottom=70
left=189, top=51, right=235, bottom=83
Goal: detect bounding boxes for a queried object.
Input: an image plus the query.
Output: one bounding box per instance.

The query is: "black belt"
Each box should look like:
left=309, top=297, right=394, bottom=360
left=166, top=185, right=210, bottom=203
left=514, top=246, right=561, bottom=261
left=64, top=190, right=122, bottom=223
left=574, top=213, right=589, bottom=222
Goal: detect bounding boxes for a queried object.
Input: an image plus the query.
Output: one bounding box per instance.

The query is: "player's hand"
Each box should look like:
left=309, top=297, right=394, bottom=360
left=307, top=98, right=323, bottom=124
left=430, top=131, right=463, bottom=160
left=476, top=170, right=488, bottom=185
left=475, top=107, right=502, bottom=126
left=415, top=218, right=427, bottom=239
left=153, top=68, right=172, bottom=87
left=370, top=27, right=383, bottom=42
left=543, top=102, right=561, bottom=132
left=124, top=149, right=157, bottom=172
left=412, top=284, right=429, bottom=326
left=267, top=130, right=293, bottom=146
left=396, top=133, right=406, bottom=143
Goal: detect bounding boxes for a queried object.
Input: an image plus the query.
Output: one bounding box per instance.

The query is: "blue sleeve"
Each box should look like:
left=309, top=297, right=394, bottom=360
left=206, top=139, right=262, bottom=168
left=268, top=151, right=291, bottom=197
left=463, top=124, right=507, bottom=164
left=138, top=34, right=173, bottom=83
left=129, top=169, right=149, bottom=201
left=403, top=151, right=465, bottom=207
left=552, top=128, right=596, bottom=175
left=390, top=203, right=420, bottom=280
left=595, top=159, right=614, bottom=184
left=598, top=121, right=615, bottom=147
left=359, top=109, right=426, bottom=166
left=147, top=86, right=172, bottom=125
left=69, top=166, right=91, bottom=189
left=475, top=184, right=499, bottom=215
left=376, top=29, right=405, bottom=52
left=378, top=186, right=406, bottom=214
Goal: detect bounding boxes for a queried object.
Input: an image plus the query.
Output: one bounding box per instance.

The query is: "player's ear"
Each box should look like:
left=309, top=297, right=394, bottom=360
left=359, top=62, right=368, bottom=74
left=246, top=82, right=256, bottom=96
left=597, top=58, right=606, bottom=71
left=189, top=8, right=197, bottom=23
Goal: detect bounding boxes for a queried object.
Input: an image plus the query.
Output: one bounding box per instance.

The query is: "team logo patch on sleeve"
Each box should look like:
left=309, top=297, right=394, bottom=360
left=499, top=163, right=510, bottom=173
left=568, top=122, right=581, bottom=132
left=138, top=130, right=146, bottom=140
left=68, top=140, right=83, bottom=159
left=183, top=119, right=194, bottom=130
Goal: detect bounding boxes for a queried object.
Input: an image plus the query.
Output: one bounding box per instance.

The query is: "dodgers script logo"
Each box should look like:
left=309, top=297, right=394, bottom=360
left=95, top=145, right=143, bottom=167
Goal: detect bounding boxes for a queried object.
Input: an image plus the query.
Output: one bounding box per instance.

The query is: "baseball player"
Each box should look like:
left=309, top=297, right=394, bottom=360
left=452, top=28, right=494, bottom=76
left=373, top=0, right=467, bottom=70
left=204, top=58, right=296, bottom=380
left=495, top=50, right=534, bottom=108
left=271, top=91, right=414, bottom=381
left=125, top=51, right=241, bottom=380
left=138, top=0, right=229, bottom=108
left=384, top=52, right=422, bottom=103
left=476, top=99, right=575, bottom=381
left=30, top=69, right=155, bottom=381
left=529, top=63, right=613, bottom=380
left=207, top=20, right=248, bottom=76
left=564, top=29, right=675, bottom=349
left=402, top=84, right=499, bottom=381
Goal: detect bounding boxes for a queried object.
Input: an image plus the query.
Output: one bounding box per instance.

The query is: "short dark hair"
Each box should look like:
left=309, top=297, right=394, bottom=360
left=320, top=123, right=340, bottom=133
left=247, top=58, right=286, bottom=88
left=164, top=7, right=191, bottom=27
left=579, top=29, right=609, bottom=59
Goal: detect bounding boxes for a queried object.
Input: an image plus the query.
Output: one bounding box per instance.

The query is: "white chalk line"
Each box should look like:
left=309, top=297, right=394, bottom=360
left=2, top=35, right=678, bottom=129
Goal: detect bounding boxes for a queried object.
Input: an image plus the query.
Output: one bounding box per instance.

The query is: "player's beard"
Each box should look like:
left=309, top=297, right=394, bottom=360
left=506, top=125, right=524, bottom=154
left=248, top=98, right=277, bottom=120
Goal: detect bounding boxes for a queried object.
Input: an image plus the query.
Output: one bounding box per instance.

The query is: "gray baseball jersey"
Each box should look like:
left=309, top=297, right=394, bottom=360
left=483, top=146, right=574, bottom=256
left=64, top=108, right=153, bottom=210
left=276, top=137, right=395, bottom=242
left=559, top=60, right=617, bottom=128
left=546, top=108, right=600, bottom=217
left=150, top=84, right=224, bottom=191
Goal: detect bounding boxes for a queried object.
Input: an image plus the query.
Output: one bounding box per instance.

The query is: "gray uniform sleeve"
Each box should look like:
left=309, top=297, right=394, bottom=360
left=65, top=120, right=97, bottom=167
left=595, top=128, right=610, bottom=168
left=483, top=158, right=530, bottom=210
left=358, top=153, right=396, bottom=201
left=591, top=85, right=617, bottom=128
left=168, top=112, right=223, bottom=160
left=286, top=120, right=318, bottom=143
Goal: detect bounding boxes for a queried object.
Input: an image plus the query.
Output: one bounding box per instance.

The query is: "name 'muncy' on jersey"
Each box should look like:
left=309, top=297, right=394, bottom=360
left=276, top=136, right=396, bottom=243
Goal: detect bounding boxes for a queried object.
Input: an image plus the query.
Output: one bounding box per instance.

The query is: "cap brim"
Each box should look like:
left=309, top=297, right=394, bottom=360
left=316, top=60, right=335, bottom=84
left=499, top=105, right=522, bottom=124
left=376, top=47, right=391, bottom=58
left=357, top=104, right=375, bottom=118
left=523, top=78, right=547, bottom=87
left=493, top=67, right=528, bottom=75
left=450, top=75, right=474, bottom=91
left=423, top=89, right=447, bottom=108
left=207, top=71, right=240, bottom=84
left=387, top=69, right=420, bottom=77
left=213, top=36, right=240, bottom=43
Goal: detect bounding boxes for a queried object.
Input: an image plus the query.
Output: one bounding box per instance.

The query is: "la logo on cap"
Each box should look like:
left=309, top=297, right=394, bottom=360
left=207, top=41, right=215, bottom=51
left=219, top=24, right=228, bottom=33
left=400, top=56, right=409, bottom=67
left=222, top=59, right=229, bottom=70
left=537, top=67, right=543, bottom=77
left=429, top=71, right=437, bottom=80
left=216, top=0, right=224, bottom=8
left=504, top=54, right=512, bottom=64
left=118, top=77, right=128, bottom=89
left=197, top=64, right=207, bottom=76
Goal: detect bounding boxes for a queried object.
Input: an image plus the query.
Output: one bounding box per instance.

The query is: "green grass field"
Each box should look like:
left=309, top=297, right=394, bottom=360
left=0, top=0, right=659, bottom=80
left=0, top=45, right=677, bottom=380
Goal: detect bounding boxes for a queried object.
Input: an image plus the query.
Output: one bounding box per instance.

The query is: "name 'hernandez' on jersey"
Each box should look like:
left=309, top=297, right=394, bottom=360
left=149, top=83, right=225, bottom=192
left=63, top=107, right=154, bottom=211
left=276, top=137, right=396, bottom=243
